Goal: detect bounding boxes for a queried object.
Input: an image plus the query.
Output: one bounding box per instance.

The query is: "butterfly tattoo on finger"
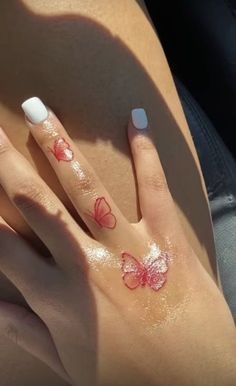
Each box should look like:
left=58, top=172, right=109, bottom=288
left=87, top=197, right=117, bottom=229
left=48, top=138, right=74, bottom=162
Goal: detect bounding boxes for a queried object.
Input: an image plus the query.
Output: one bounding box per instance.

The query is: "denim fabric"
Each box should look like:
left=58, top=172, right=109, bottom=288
left=175, top=78, right=236, bottom=318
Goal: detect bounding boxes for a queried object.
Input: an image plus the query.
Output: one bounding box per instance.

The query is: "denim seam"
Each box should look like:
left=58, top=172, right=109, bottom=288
left=180, top=91, right=225, bottom=184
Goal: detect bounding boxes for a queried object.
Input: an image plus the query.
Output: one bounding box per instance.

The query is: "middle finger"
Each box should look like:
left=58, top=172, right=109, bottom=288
left=0, top=126, right=88, bottom=270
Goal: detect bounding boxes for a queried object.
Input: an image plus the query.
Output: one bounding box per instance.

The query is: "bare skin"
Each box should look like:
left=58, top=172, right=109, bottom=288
left=0, top=105, right=235, bottom=386
left=0, top=1, right=218, bottom=385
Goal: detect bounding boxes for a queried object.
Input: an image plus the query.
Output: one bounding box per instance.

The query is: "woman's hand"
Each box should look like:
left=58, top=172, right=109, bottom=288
left=0, top=97, right=235, bottom=386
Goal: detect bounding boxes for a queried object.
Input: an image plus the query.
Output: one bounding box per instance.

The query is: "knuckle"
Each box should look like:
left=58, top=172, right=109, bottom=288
left=133, top=135, right=154, bottom=153
left=5, top=324, right=19, bottom=345
left=69, top=171, right=96, bottom=195
left=5, top=309, right=37, bottom=345
left=13, top=182, right=48, bottom=211
left=0, top=142, right=11, bottom=157
left=141, top=173, right=169, bottom=194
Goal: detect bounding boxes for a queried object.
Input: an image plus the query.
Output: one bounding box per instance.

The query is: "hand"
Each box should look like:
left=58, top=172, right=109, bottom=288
left=0, top=98, right=235, bottom=386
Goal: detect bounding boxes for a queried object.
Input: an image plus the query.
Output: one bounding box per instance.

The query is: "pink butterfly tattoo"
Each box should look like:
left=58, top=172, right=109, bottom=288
left=48, top=138, right=74, bottom=162
left=87, top=197, right=117, bottom=229
left=121, top=252, right=169, bottom=291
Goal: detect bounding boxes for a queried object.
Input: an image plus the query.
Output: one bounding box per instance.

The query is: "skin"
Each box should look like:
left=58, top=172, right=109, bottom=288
left=0, top=107, right=235, bottom=386
left=0, top=0, right=221, bottom=384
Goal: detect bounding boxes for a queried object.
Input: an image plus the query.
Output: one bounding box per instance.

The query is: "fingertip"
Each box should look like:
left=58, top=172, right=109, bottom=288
left=128, top=108, right=150, bottom=146
left=128, top=107, right=149, bottom=137
left=21, top=96, right=49, bottom=125
left=131, top=108, right=149, bottom=130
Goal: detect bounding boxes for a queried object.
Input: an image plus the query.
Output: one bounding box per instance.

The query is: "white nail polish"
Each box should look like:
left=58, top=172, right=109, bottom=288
left=131, top=108, right=148, bottom=130
left=21, top=97, right=48, bottom=124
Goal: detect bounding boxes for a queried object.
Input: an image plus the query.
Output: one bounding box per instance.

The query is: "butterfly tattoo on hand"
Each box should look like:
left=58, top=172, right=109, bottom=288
left=121, top=252, right=169, bottom=291
left=87, top=197, right=117, bottom=229
left=48, top=138, right=74, bottom=162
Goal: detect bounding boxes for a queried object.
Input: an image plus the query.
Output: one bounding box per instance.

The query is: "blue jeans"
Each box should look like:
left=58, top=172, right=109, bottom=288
left=176, top=79, right=236, bottom=318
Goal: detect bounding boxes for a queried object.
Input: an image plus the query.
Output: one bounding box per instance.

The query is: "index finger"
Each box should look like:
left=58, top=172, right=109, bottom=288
left=21, top=97, right=133, bottom=248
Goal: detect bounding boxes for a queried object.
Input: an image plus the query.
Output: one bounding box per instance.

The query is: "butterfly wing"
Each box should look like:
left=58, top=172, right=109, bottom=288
left=95, top=197, right=111, bottom=218
left=123, top=272, right=142, bottom=289
left=99, top=213, right=117, bottom=229
left=121, top=253, right=143, bottom=290
left=146, top=258, right=167, bottom=291
left=148, top=252, right=169, bottom=274
left=147, top=272, right=166, bottom=291
left=122, top=253, right=141, bottom=273
left=54, top=138, right=74, bottom=161
left=94, top=197, right=117, bottom=229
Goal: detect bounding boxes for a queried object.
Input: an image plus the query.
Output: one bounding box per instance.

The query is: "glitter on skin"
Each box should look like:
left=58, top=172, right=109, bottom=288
left=144, top=292, right=193, bottom=332
left=71, top=160, right=87, bottom=180
left=42, top=109, right=58, bottom=138
left=85, top=246, right=120, bottom=268
left=143, top=242, right=161, bottom=263
left=42, top=117, right=59, bottom=138
left=133, top=242, right=193, bottom=330
left=86, top=247, right=110, bottom=263
left=143, top=242, right=170, bottom=273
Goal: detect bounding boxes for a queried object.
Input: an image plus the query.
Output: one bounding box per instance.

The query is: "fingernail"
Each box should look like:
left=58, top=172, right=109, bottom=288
left=21, top=97, right=48, bottom=124
left=131, top=108, right=148, bottom=130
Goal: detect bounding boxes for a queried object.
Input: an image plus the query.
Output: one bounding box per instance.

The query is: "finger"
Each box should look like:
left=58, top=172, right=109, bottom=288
left=21, top=97, right=132, bottom=246
left=0, top=216, right=52, bottom=297
left=0, top=127, right=88, bottom=270
left=0, top=301, right=70, bottom=383
left=128, top=108, right=177, bottom=229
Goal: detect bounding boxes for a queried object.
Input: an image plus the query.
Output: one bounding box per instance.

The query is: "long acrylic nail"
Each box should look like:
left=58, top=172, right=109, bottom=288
left=131, top=108, right=148, bottom=130
left=21, top=97, right=48, bottom=124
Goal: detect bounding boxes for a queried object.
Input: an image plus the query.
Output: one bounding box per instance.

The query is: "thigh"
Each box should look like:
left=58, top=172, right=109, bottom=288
left=0, top=1, right=217, bottom=384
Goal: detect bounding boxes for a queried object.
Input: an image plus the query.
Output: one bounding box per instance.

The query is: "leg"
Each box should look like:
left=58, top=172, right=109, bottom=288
left=176, top=78, right=236, bottom=318
left=0, top=1, right=216, bottom=384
